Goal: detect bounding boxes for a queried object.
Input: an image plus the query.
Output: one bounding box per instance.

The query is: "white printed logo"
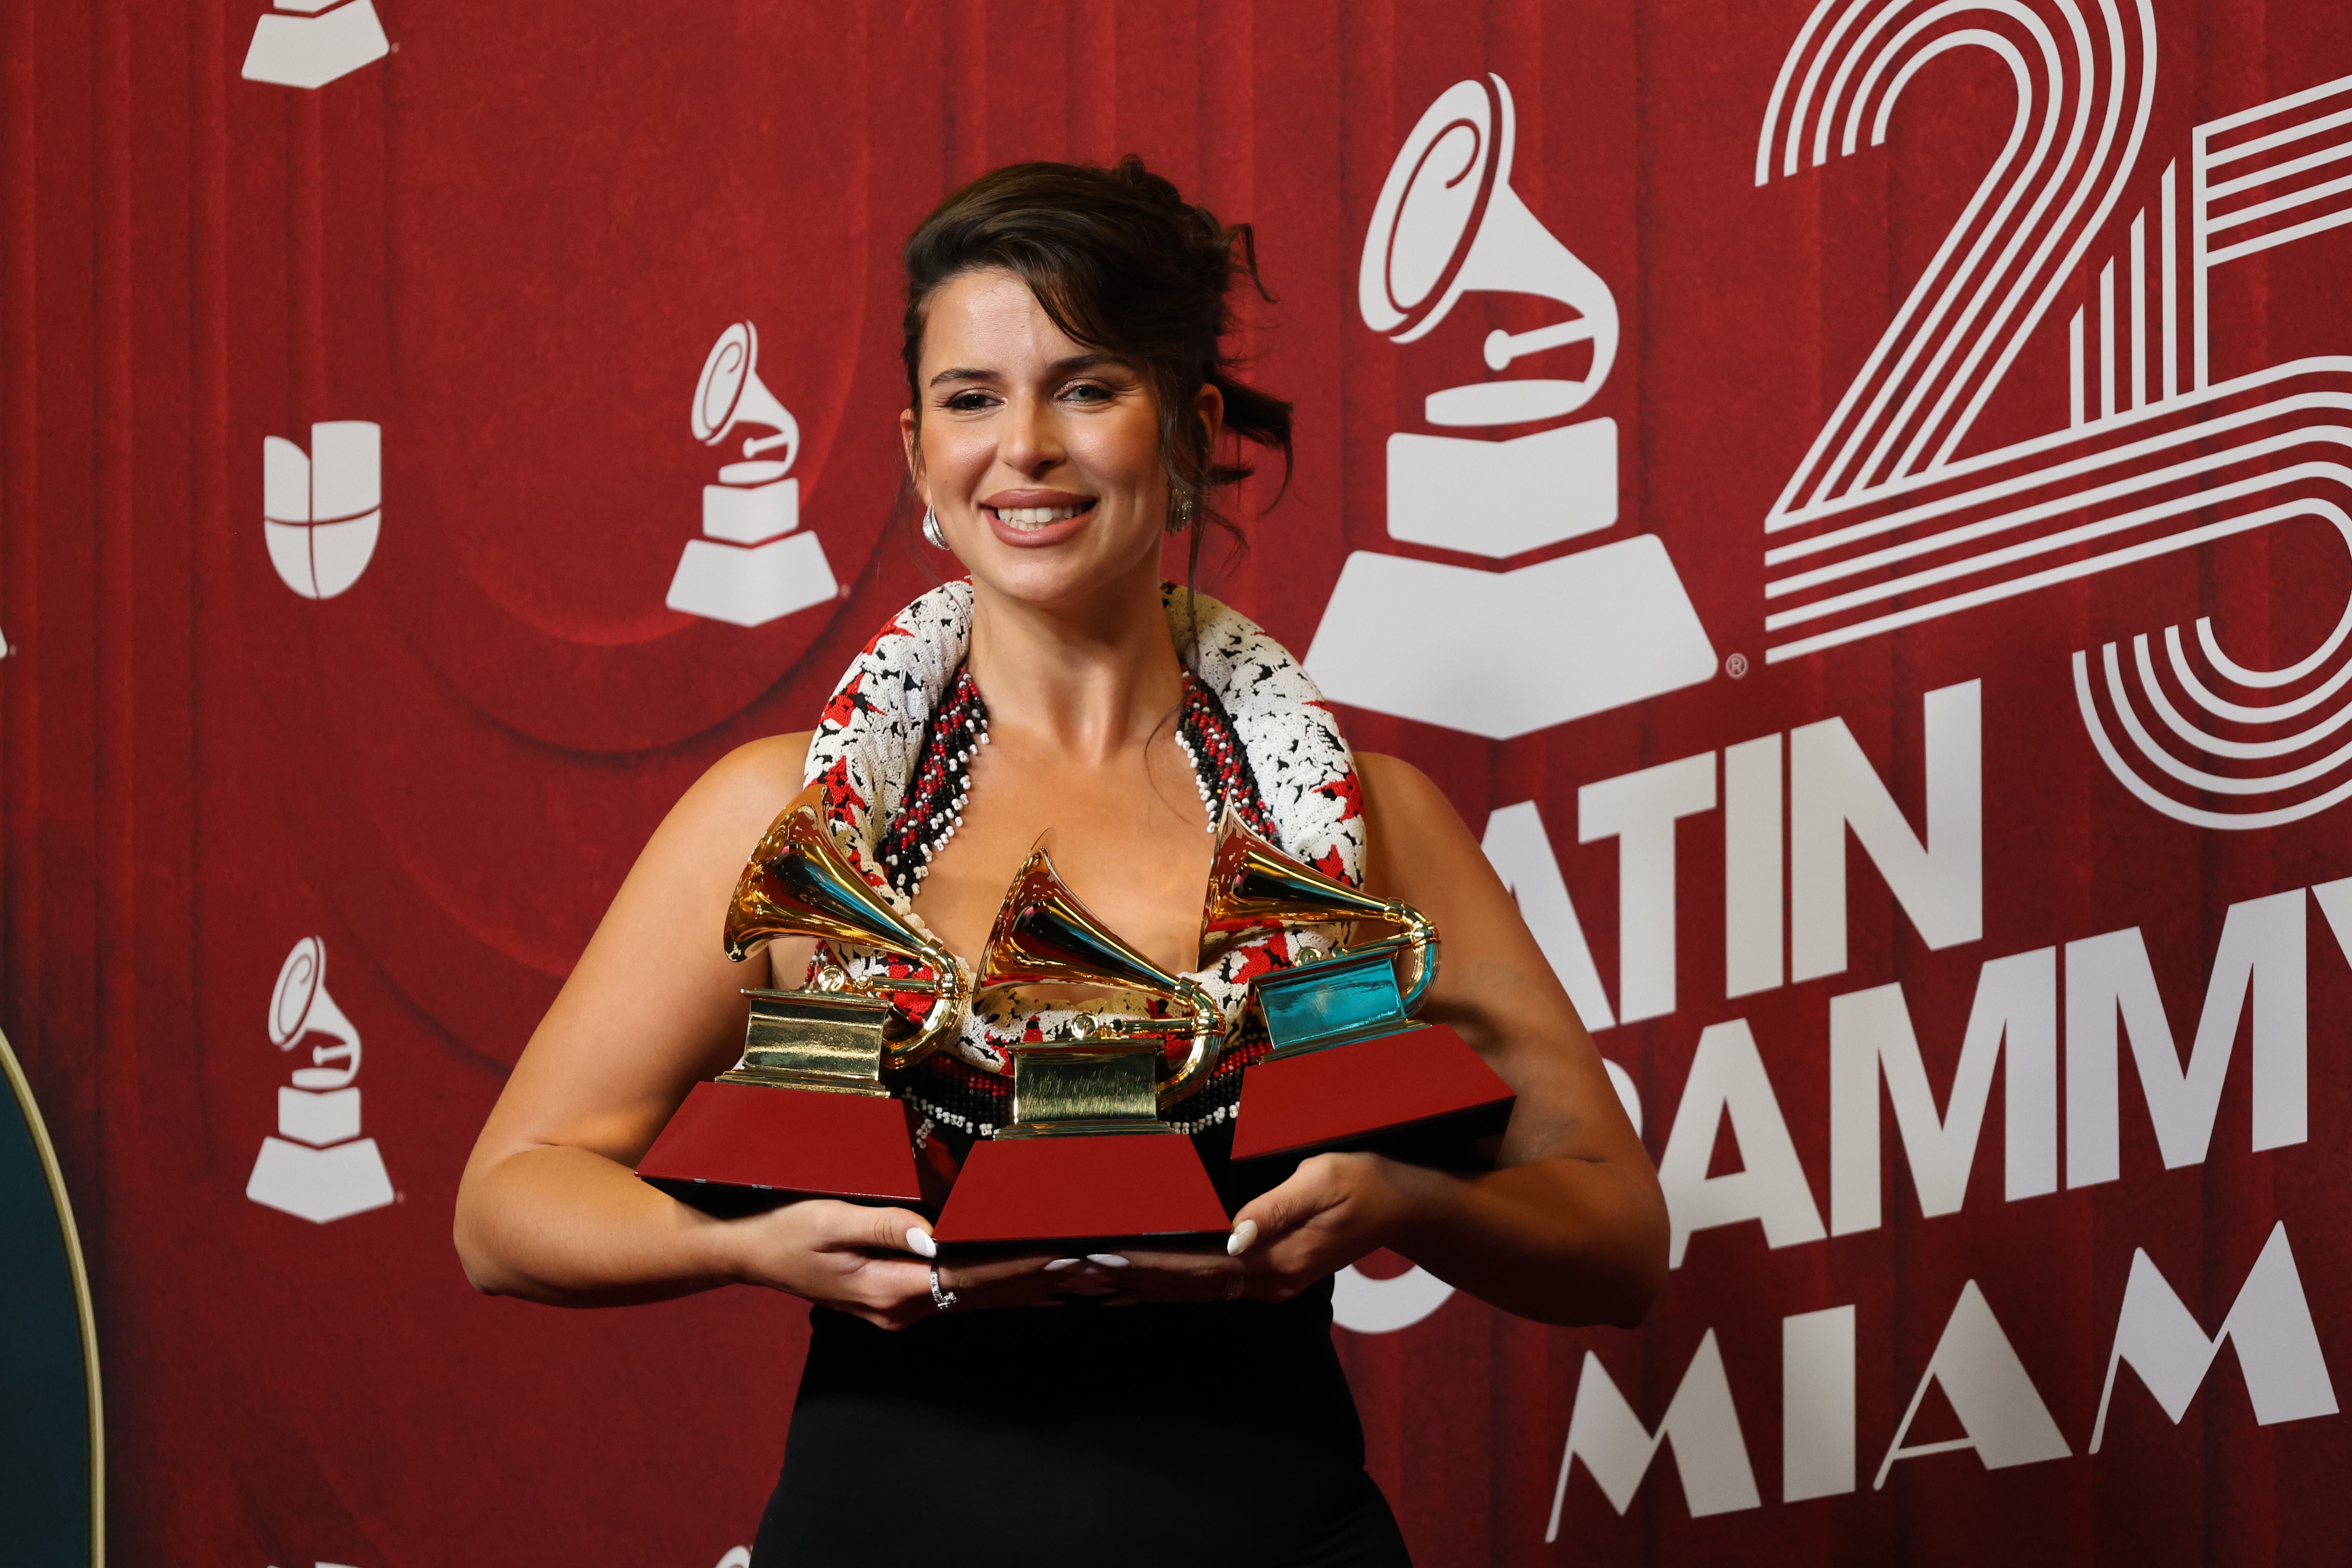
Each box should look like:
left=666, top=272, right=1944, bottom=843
left=239, top=1, right=390, bottom=90
left=263, top=421, right=380, bottom=600
left=1306, top=75, right=1716, bottom=740
left=1755, top=5, right=2352, bottom=827
left=666, top=322, right=840, bottom=628
left=245, top=937, right=394, bottom=1225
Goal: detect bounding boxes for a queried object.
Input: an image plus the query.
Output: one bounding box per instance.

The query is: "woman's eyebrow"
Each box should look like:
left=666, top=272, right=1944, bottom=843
left=930, top=352, right=1126, bottom=390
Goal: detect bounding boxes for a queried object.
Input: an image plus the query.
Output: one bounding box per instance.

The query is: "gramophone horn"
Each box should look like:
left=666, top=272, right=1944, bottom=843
left=979, top=850, right=1185, bottom=996
left=1356, top=75, right=1618, bottom=419
left=722, top=783, right=968, bottom=1065
left=1199, top=807, right=1394, bottom=961
left=1197, top=806, right=1438, bottom=1012
left=978, top=845, right=1223, bottom=1108
left=268, top=935, right=363, bottom=1090
left=691, top=321, right=801, bottom=468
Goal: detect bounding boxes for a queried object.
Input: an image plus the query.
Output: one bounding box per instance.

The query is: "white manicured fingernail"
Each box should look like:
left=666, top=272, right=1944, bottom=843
left=905, top=1227, right=937, bottom=1258
left=1044, top=1257, right=1082, bottom=1272
left=1226, top=1219, right=1258, bottom=1256
left=1086, top=1252, right=1131, bottom=1268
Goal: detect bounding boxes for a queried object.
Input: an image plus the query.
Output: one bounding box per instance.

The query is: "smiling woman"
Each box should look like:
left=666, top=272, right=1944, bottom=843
left=452, top=157, right=1666, bottom=1568
left=898, top=158, right=1294, bottom=584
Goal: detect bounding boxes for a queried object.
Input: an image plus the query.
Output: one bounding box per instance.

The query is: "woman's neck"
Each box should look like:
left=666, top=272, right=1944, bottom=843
left=965, top=563, right=1185, bottom=764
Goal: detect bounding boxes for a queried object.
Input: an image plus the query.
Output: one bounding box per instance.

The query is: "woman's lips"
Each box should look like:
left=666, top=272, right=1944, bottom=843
left=984, top=498, right=1097, bottom=549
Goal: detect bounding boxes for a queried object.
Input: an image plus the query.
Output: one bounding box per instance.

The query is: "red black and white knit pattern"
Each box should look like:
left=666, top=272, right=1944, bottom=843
left=795, top=580, right=1367, bottom=1137
left=1176, top=674, right=1281, bottom=845
left=872, top=668, right=987, bottom=901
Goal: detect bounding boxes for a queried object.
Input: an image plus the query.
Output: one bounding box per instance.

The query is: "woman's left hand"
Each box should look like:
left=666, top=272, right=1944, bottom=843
left=1225, top=1151, right=1414, bottom=1302
left=1068, top=1150, right=1415, bottom=1307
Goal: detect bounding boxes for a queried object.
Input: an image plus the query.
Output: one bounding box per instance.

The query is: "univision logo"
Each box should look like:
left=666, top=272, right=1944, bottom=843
left=245, top=937, right=394, bottom=1224
left=262, top=422, right=381, bottom=601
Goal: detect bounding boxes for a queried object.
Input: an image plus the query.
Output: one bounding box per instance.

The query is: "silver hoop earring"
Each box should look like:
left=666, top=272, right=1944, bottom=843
left=922, top=505, right=947, bottom=550
left=1167, top=493, right=1197, bottom=535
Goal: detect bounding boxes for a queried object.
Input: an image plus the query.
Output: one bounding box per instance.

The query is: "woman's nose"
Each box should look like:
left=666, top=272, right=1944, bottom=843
left=998, top=395, right=1065, bottom=475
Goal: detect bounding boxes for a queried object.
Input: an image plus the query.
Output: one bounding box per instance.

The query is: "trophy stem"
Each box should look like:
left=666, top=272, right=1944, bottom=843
left=637, top=986, right=920, bottom=1205
left=1258, top=1017, right=1428, bottom=1065
left=930, top=1026, right=1225, bottom=1245
left=723, top=989, right=895, bottom=1096
left=1006, top=1043, right=1162, bottom=1130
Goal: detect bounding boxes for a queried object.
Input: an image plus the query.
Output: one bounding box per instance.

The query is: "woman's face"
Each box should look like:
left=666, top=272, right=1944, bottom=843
left=902, top=269, right=1216, bottom=613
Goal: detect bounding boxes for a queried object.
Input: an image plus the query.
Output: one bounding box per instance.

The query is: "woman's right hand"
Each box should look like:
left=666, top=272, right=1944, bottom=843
left=723, top=1201, right=1081, bottom=1329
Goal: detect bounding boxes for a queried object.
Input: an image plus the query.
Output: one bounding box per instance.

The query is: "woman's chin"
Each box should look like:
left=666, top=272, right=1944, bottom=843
left=966, top=539, right=1166, bottom=613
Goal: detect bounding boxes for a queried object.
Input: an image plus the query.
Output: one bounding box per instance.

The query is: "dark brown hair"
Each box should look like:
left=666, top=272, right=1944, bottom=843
left=899, top=156, right=1294, bottom=574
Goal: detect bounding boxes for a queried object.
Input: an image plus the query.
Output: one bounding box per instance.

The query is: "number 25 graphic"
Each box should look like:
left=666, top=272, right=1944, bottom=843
left=1757, top=0, right=2352, bottom=828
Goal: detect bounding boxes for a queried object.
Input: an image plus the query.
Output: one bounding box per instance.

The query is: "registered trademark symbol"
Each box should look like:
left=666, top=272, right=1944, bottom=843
left=1726, top=652, right=1750, bottom=678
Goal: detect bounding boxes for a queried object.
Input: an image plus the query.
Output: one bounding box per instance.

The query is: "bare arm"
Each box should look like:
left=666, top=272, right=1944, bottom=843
left=452, top=733, right=824, bottom=1303
left=453, top=732, right=1142, bottom=1322
left=1230, top=754, right=1668, bottom=1327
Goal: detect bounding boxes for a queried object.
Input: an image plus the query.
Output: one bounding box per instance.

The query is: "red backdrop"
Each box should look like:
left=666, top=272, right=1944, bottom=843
left=7, top=0, right=2352, bottom=1563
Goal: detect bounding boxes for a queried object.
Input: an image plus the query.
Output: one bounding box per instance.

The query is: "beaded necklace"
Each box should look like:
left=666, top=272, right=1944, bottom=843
left=874, top=668, right=990, bottom=900
left=871, top=664, right=1275, bottom=905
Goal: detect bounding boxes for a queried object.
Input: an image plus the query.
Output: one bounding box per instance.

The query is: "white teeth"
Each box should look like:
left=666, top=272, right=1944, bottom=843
left=995, top=504, right=1087, bottom=528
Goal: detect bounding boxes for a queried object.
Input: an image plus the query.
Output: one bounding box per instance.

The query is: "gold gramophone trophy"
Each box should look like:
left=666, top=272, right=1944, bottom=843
left=1203, top=806, right=1515, bottom=1164
left=929, top=844, right=1232, bottom=1248
left=636, top=783, right=970, bottom=1208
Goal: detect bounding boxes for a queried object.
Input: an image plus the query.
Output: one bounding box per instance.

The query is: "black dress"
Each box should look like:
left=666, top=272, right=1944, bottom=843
left=752, top=1125, right=1413, bottom=1568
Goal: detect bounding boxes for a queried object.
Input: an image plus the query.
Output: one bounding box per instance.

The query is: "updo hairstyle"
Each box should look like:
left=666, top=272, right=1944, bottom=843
left=900, top=156, right=1294, bottom=565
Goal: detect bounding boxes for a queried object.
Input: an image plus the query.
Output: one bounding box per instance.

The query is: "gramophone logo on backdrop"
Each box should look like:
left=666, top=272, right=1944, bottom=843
left=245, top=938, right=395, bottom=1225
left=239, top=0, right=390, bottom=90
left=1307, top=76, right=1716, bottom=740
left=666, top=322, right=840, bottom=628
left=263, top=421, right=380, bottom=600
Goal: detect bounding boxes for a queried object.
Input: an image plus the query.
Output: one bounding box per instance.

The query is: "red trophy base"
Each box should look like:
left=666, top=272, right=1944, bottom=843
left=931, top=1131, right=1231, bottom=1247
left=637, top=1080, right=923, bottom=1207
left=1230, top=1023, right=1517, bottom=1164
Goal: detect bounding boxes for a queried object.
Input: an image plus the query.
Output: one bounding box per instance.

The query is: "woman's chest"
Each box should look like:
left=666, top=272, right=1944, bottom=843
left=909, top=740, right=1212, bottom=977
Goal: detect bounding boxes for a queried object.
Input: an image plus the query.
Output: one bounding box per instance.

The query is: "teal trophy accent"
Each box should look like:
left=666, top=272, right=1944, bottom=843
left=1201, top=807, right=1514, bottom=1164
left=1253, top=944, right=1427, bottom=1059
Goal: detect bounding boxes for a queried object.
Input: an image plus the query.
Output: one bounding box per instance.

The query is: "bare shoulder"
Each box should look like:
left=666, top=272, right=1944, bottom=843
left=1353, top=751, right=1461, bottom=831
left=687, top=729, right=815, bottom=818
left=559, top=728, right=818, bottom=1004
left=650, top=729, right=816, bottom=868
left=1351, top=751, right=1491, bottom=903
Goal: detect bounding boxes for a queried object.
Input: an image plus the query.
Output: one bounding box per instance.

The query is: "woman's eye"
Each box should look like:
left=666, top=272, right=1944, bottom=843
left=944, top=391, right=995, bottom=413
left=1063, top=382, right=1113, bottom=404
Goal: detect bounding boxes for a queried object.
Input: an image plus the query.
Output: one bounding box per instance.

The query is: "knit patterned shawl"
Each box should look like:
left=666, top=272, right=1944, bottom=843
left=799, top=579, right=1365, bottom=1082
